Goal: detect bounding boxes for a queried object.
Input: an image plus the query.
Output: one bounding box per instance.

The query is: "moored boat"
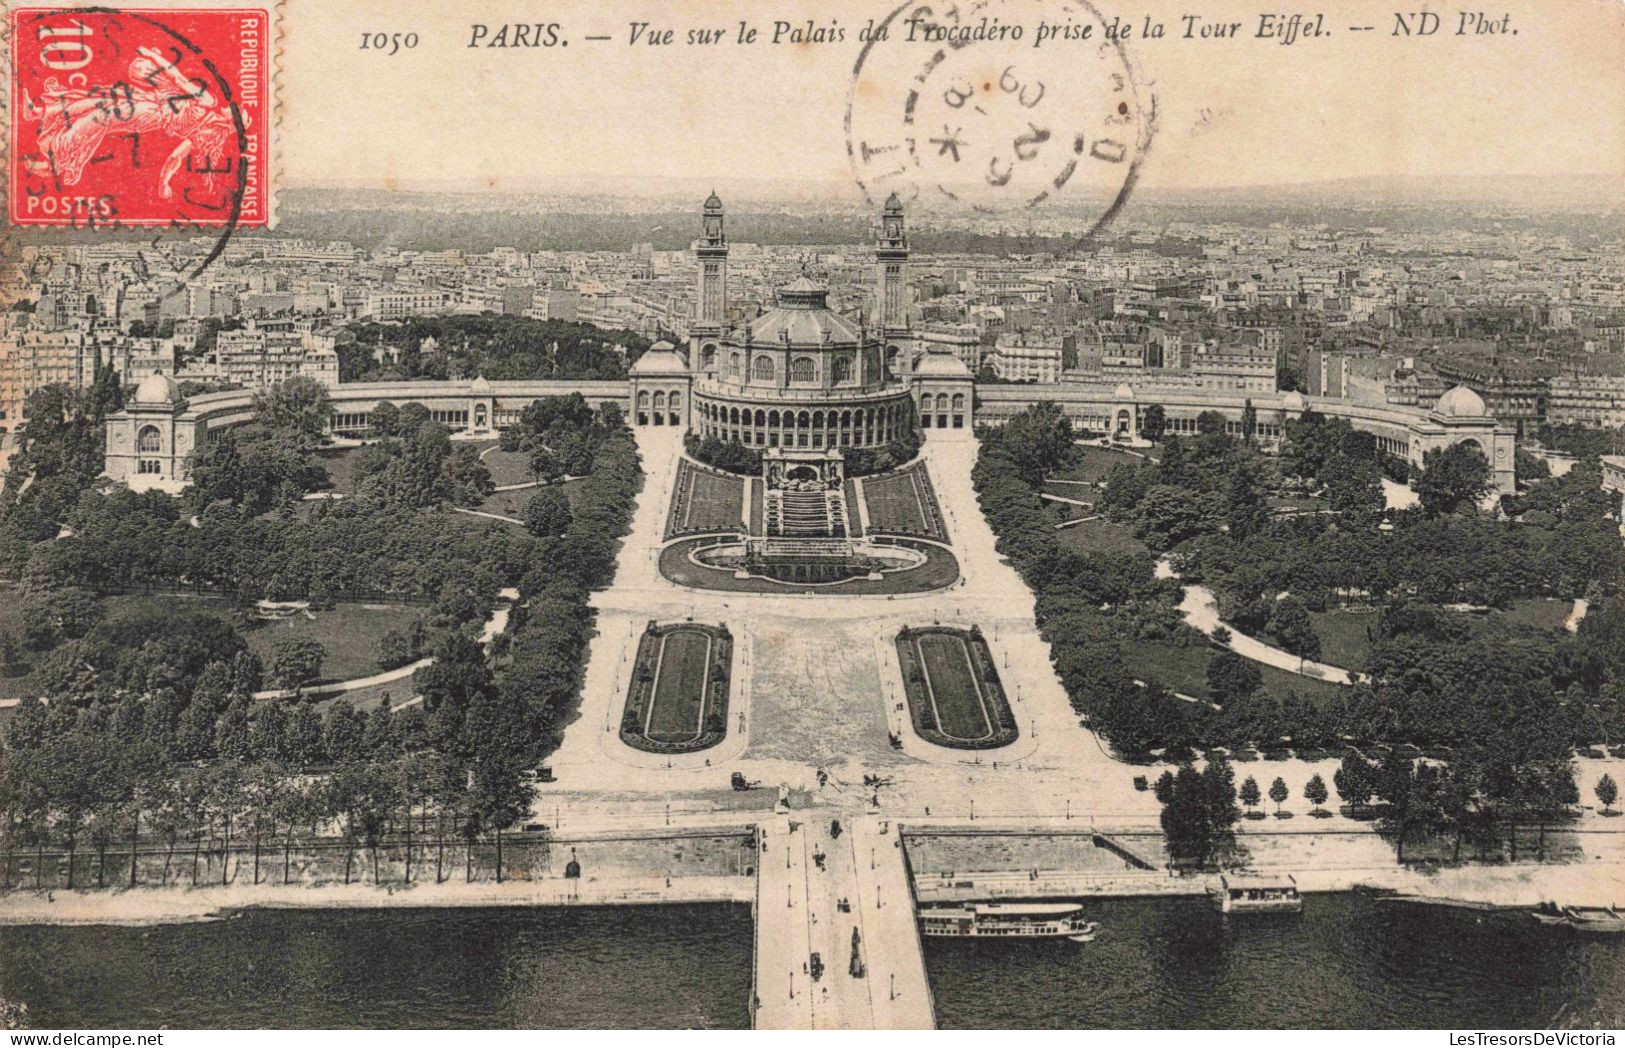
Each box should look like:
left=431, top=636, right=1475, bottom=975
left=918, top=902, right=1101, bottom=941
left=1211, top=874, right=1303, bottom=914
left=1530, top=902, right=1624, bottom=932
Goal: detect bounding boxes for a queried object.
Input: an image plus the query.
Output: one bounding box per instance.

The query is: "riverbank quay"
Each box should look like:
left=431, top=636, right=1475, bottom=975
left=901, top=820, right=1625, bottom=910
left=5, top=809, right=1622, bottom=926
left=0, top=874, right=752, bottom=926
left=0, top=823, right=758, bottom=918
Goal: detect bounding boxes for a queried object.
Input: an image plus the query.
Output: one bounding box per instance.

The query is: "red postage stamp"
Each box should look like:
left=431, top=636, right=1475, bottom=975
left=7, top=5, right=271, bottom=228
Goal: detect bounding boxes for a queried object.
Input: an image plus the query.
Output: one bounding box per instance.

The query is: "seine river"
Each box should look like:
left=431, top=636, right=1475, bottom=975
left=0, top=905, right=755, bottom=1029
left=2, top=894, right=1620, bottom=1028
left=924, top=893, right=1625, bottom=1029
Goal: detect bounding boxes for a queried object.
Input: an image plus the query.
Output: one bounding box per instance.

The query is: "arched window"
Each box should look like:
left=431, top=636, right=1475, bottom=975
left=952, top=393, right=966, bottom=410
left=791, top=357, right=816, bottom=384
left=701, top=343, right=717, bottom=370
left=730, top=352, right=743, bottom=379
left=137, top=425, right=162, bottom=454
left=653, top=391, right=666, bottom=411
left=752, top=355, right=774, bottom=382
left=832, top=356, right=853, bottom=384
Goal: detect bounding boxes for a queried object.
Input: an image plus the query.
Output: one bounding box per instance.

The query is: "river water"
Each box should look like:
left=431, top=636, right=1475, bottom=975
left=923, top=893, right=1625, bottom=1029
left=1, top=894, right=1619, bottom=1028
left=0, top=905, right=754, bottom=1029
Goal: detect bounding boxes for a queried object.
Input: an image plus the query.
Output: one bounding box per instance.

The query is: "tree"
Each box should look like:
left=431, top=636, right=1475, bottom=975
left=440, top=445, right=494, bottom=507
left=1268, top=776, right=1290, bottom=814
left=1415, top=443, right=1492, bottom=516
left=1238, top=775, right=1262, bottom=814
left=523, top=486, right=573, bottom=539
left=1597, top=773, right=1618, bottom=815
left=1157, top=764, right=1212, bottom=868
left=1322, top=454, right=1384, bottom=514
left=1241, top=400, right=1257, bottom=443
left=1268, top=597, right=1322, bottom=662
left=323, top=703, right=367, bottom=764
left=1153, top=770, right=1176, bottom=804
left=529, top=448, right=564, bottom=484
left=1334, top=752, right=1376, bottom=811
left=283, top=700, right=325, bottom=765
left=0, top=630, right=22, bottom=677
left=1133, top=484, right=1220, bottom=548
left=1140, top=403, right=1167, bottom=442
left=1206, top=650, right=1263, bottom=705
left=371, top=401, right=401, bottom=438
left=1224, top=464, right=1269, bottom=541
left=268, top=638, right=325, bottom=690
left=1304, top=773, right=1329, bottom=813
left=252, top=376, right=331, bottom=443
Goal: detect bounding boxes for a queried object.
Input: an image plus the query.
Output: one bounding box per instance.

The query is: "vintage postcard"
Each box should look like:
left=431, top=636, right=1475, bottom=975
left=0, top=0, right=1622, bottom=1036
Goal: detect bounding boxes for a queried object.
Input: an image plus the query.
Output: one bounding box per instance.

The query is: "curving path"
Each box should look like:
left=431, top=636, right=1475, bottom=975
left=250, top=588, right=520, bottom=702
left=1157, top=556, right=1365, bottom=685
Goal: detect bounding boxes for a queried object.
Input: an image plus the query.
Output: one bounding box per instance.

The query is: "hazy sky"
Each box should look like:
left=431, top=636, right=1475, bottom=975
left=281, top=0, right=1625, bottom=195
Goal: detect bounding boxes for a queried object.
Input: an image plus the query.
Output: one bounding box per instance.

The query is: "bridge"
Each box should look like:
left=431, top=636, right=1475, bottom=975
left=753, top=815, right=935, bottom=1030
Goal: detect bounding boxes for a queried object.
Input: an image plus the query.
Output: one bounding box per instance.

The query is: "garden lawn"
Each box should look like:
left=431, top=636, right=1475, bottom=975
left=1308, top=609, right=1379, bottom=670
left=1046, top=444, right=1154, bottom=485
left=1121, top=638, right=1348, bottom=708
left=915, top=632, right=993, bottom=741
left=480, top=447, right=537, bottom=487
left=1492, top=598, right=1574, bottom=632
left=647, top=628, right=713, bottom=743
left=471, top=478, right=584, bottom=523
left=1054, top=516, right=1149, bottom=556
left=313, top=446, right=372, bottom=496
left=862, top=464, right=946, bottom=539
left=684, top=468, right=745, bottom=533
left=242, top=603, right=421, bottom=683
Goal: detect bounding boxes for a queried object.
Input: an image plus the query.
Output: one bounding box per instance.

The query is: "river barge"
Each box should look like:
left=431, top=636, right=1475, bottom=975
left=918, top=902, right=1101, bottom=942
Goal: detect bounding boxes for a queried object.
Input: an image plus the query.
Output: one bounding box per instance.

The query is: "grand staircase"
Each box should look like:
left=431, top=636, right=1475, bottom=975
left=763, top=488, right=849, bottom=538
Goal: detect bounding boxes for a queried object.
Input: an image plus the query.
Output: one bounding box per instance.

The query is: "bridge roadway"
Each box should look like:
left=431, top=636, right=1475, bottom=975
left=753, top=814, right=935, bottom=1030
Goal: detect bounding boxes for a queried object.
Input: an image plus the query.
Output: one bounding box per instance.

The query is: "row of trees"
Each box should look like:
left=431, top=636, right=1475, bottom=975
left=1155, top=748, right=1613, bottom=868
left=2, top=742, right=542, bottom=891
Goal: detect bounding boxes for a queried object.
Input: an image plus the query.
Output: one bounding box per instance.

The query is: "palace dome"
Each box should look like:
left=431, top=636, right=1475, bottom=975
left=1434, top=384, right=1487, bottom=418
left=133, top=371, right=180, bottom=405
left=913, top=351, right=971, bottom=378
left=745, top=279, right=864, bottom=346
left=630, top=342, right=688, bottom=375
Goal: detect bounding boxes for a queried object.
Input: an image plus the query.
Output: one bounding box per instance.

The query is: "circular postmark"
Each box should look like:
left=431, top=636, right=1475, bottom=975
left=846, top=0, right=1154, bottom=241
left=9, top=5, right=256, bottom=291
